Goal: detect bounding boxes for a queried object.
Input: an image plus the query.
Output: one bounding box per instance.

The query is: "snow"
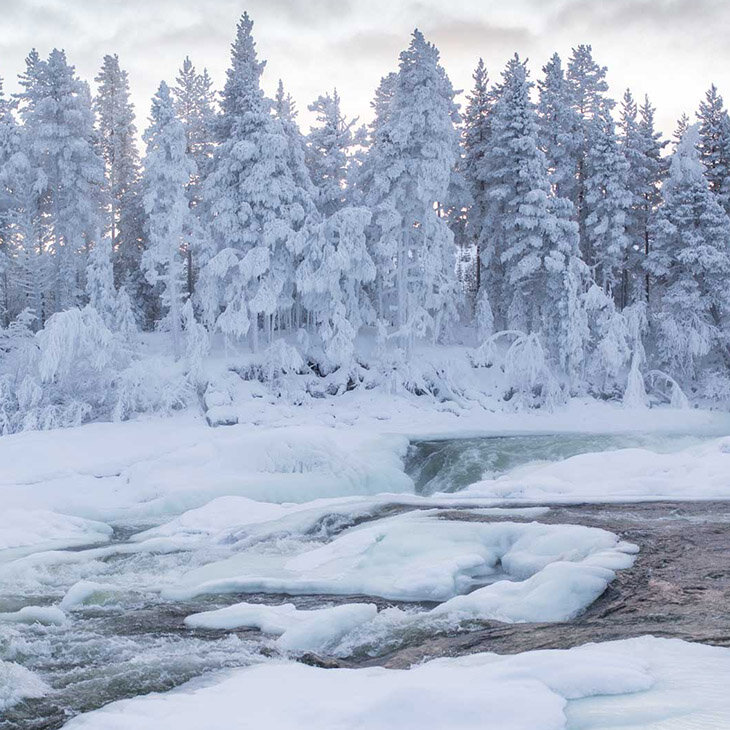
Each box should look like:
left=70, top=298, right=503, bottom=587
left=459, top=436, right=730, bottom=503
left=0, top=416, right=411, bottom=524
left=60, top=581, right=127, bottom=610
left=0, top=509, right=112, bottom=561
left=166, top=511, right=636, bottom=627
left=60, top=637, right=730, bottom=730
left=185, top=602, right=378, bottom=653
left=0, top=605, right=67, bottom=625
left=0, top=660, right=49, bottom=713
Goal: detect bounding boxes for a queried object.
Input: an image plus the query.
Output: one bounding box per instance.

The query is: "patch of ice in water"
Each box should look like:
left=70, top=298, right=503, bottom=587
left=0, top=660, right=48, bottom=713
left=165, top=511, right=636, bottom=625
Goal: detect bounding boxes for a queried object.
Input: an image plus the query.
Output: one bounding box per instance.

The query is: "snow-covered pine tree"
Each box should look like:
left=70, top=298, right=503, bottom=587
left=273, top=80, right=318, bottom=213
left=0, top=78, right=18, bottom=324
left=199, top=13, right=312, bottom=350
left=567, top=45, right=614, bottom=261
left=173, top=57, right=217, bottom=295
left=85, top=235, right=118, bottom=328
left=307, top=88, right=362, bottom=216
left=141, top=81, right=195, bottom=359
left=0, top=83, right=46, bottom=326
left=672, top=113, right=690, bottom=151
left=173, top=57, right=217, bottom=183
left=696, top=84, right=730, bottom=212
left=537, top=53, right=581, bottom=203
left=636, top=95, right=666, bottom=300
left=619, top=90, right=665, bottom=306
left=481, top=54, right=584, bottom=374
left=93, top=55, right=144, bottom=291
left=16, top=49, right=106, bottom=317
left=583, top=108, right=632, bottom=305
left=462, top=58, right=494, bottom=327
left=647, top=125, right=730, bottom=377
left=360, top=30, right=461, bottom=353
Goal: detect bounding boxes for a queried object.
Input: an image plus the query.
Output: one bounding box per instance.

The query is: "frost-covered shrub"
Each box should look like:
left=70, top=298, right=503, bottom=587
left=472, top=331, right=564, bottom=410
left=0, top=307, right=126, bottom=431
left=582, top=285, right=632, bottom=397
left=645, top=370, right=690, bottom=409
left=182, top=300, right=211, bottom=389
left=0, top=305, right=197, bottom=433
left=114, top=357, right=193, bottom=421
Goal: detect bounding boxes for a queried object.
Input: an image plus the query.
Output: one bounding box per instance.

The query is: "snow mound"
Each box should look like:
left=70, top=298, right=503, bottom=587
left=60, top=637, right=730, bottom=730
left=0, top=605, right=67, bottom=625
left=185, top=602, right=378, bottom=653
left=166, top=512, right=636, bottom=625
left=459, top=437, right=730, bottom=503
left=0, top=509, right=112, bottom=559
left=0, top=660, right=49, bottom=713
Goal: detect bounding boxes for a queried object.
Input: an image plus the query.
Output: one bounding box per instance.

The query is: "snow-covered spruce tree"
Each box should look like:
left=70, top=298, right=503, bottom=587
left=696, top=84, right=730, bottom=212
left=173, top=57, right=217, bottom=295
left=0, top=77, right=21, bottom=325
left=462, top=58, right=494, bottom=329
left=672, top=113, right=690, bottom=151
left=273, top=80, right=319, bottom=216
left=647, top=125, right=730, bottom=379
left=0, top=92, right=48, bottom=328
left=566, top=45, right=614, bottom=261
left=85, top=235, right=119, bottom=329
left=583, top=108, right=632, bottom=305
left=141, top=82, right=195, bottom=359
left=16, top=49, right=106, bottom=317
left=199, top=13, right=315, bottom=350
left=307, top=88, right=362, bottom=216
left=173, top=57, right=217, bottom=184
left=481, top=54, right=585, bottom=377
left=618, top=90, right=666, bottom=306
left=93, top=55, right=145, bottom=292
left=537, top=53, right=581, bottom=203
left=359, top=30, right=460, bottom=354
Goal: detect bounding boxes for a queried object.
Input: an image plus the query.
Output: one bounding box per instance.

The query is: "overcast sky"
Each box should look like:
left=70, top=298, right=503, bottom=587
left=2, top=0, right=730, bottom=137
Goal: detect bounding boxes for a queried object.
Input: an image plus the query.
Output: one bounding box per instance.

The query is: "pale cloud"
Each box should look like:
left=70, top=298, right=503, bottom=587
left=1, top=0, right=729, bottom=137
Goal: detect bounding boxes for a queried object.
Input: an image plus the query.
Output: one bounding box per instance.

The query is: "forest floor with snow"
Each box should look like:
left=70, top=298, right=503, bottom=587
left=1, top=395, right=730, bottom=729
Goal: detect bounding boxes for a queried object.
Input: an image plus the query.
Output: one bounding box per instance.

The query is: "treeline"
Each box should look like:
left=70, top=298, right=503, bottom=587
left=0, top=12, right=729, bottom=421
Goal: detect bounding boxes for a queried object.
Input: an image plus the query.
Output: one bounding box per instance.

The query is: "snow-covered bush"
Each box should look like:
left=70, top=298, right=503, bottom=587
left=0, top=305, right=197, bottom=433
left=472, top=331, right=564, bottom=410
left=113, top=357, right=193, bottom=422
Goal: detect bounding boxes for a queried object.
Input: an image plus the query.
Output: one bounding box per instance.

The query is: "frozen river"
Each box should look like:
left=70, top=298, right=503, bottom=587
left=1, top=429, right=729, bottom=729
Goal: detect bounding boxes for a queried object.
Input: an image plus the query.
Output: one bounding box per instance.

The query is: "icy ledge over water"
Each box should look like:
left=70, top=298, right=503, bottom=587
left=173, top=511, right=636, bottom=651
left=61, top=637, right=730, bottom=730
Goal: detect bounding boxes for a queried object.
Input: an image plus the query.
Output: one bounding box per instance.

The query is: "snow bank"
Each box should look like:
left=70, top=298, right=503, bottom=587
left=166, top=512, right=636, bottom=625
left=185, top=602, right=378, bottom=653
left=0, top=660, right=49, bottom=713
left=61, top=637, right=730, bottom=730
left=0, top=509, right=112, bottom=562
left=459, top=436, right=730, bottom=503
left=0, top=416, right=411, bottom=524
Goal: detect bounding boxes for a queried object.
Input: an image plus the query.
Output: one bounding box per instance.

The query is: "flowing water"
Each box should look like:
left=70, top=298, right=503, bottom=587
left=405, top=431, right=714, bottom=495
left=1, top=429, right=724, bottom=729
